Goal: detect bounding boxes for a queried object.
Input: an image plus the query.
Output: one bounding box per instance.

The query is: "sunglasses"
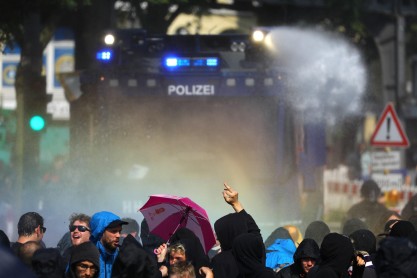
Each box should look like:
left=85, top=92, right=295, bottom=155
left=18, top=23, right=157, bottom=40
left=69, top=225, right=90, bottom=232
left=41, top=226, right=47, bottom=233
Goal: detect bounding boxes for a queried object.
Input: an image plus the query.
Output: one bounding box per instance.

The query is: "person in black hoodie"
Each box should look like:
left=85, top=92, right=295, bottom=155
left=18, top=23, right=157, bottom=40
left=276, top=238, right=320, bottom=278
left=66, top=241, right=100, bottom=278
left=212, top=182, right=263, bottom=278
left=32, top=247, right=66, bottom=278
left=349, top=229, right=377, bottom=278
left=111, top=234, right=157, bottom=278
left=307, top=233, right=354, bottom=278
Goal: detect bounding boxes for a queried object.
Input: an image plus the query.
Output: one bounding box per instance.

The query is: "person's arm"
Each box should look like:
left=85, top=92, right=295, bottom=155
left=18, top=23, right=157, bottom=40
left=239, top=209, right=261, bottom=236
left=154, top=243, right=170, bottom=277
left=222, top=182, right=261, bottom=236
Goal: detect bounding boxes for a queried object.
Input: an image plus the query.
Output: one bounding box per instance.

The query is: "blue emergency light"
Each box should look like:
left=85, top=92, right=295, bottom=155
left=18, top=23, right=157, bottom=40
left=165, top=57, right=191, bottom=67
left=96, top=50, right=113, bottom=61
left=163, top=56, right=219, bottom=72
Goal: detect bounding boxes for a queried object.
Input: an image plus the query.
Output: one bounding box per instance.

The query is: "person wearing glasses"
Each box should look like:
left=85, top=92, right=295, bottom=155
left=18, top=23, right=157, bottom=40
left=66, top=241, right=100, bottom=278
left=69, top=213, right=92, bottom=247
left=61, top=213, right=92, bottom=264
left=10, top=211, right=46, bottom=255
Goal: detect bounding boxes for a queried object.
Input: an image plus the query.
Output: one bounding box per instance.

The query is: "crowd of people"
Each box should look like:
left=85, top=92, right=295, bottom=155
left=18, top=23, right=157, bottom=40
left=1, top=181, right=417, bottom=277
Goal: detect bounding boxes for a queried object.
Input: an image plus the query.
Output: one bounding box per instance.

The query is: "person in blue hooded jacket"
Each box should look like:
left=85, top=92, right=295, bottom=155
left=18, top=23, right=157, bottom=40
left=90, top=211, right=128, bottom=278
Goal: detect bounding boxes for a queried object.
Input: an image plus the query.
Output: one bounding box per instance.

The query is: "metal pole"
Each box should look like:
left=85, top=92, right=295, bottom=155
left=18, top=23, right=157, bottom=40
left=395, top=0, right=405, bottom=114
left=15, top=87, right=25, bottom=218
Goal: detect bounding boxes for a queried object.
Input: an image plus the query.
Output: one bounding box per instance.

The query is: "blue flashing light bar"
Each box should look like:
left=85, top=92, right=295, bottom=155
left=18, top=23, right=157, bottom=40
left=206, top=58, right=218, bottom=67
left=163, top=56, right=219, bottom=72
left=165, top=57, right=191, bottom=67
left=96, top=50, right=113, bottom=61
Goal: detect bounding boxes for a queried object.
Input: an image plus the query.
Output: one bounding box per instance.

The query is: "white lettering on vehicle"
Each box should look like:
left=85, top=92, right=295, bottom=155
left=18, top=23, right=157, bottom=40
left=167, top=85, right=215, bottom=96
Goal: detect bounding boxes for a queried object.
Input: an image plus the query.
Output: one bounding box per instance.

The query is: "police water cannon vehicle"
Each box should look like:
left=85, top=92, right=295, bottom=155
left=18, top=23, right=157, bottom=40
left=73, top=29, right=325, bottom=233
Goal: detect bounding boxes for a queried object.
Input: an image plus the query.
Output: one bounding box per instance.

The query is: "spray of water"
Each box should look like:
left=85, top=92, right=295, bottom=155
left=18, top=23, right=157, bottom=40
left=267, top=26, right=367, bottom=124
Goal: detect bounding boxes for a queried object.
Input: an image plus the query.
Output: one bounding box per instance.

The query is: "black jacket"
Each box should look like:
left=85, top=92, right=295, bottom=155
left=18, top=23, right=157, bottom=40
left=374, top=237, right=417, bottom=277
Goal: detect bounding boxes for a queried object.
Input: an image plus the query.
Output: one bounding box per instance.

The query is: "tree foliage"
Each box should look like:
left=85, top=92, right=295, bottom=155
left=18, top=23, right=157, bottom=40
left=0, top=0, right=89, bottom=50
left=0, top=0, right=91, bottom=188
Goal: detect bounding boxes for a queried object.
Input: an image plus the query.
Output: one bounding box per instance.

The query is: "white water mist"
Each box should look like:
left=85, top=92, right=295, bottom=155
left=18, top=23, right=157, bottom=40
left=267, top=27, right=367, bottom=124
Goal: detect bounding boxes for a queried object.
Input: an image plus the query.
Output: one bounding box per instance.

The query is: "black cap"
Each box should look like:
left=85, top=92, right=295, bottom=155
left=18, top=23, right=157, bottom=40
left=106, top=219, right=128, bottom=229
left=377, top=219, right=399, bottom=237
left=389, top=220, right=416, bottom=238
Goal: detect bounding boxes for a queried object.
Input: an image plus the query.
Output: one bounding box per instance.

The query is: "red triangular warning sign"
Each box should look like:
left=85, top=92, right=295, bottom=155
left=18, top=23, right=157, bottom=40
left=370, top=103, right=409, bottom=147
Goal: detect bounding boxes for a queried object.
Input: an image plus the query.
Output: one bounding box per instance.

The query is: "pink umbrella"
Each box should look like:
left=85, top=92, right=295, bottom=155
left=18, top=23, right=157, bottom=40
left=138, top=194, right=216, bottom=254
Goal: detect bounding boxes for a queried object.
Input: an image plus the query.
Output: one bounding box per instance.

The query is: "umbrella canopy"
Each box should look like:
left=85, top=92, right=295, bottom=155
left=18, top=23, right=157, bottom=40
left=138, top=194, right=216, bottom=254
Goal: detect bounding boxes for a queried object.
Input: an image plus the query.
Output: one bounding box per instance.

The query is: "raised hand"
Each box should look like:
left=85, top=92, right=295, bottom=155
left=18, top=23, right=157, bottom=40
left=223, top=182, right=243, bottom=212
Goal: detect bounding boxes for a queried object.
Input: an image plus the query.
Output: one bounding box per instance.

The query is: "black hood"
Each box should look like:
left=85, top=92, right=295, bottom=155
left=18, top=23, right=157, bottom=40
left=342, top=218, right=368, bottom=236
left=293, top=238, right=320, bottom=262
left=264, top=227, right=292, bottom=248
left=32, top=248, right=66, bottom=278
left=304, top=221, right=330, bottom=246
left=319, top=233, right=354, bottom=276
left=349, top=229, right=376, bottom=255
left=111, top=234, right=158, bottom=278
left=214, top=212, right=248, bottom=251
left=67, top=241, right=100, bottom=278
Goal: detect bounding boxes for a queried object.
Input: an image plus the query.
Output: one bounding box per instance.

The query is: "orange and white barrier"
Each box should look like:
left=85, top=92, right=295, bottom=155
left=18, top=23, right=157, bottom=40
left=323, top=168, right=417, bottom=216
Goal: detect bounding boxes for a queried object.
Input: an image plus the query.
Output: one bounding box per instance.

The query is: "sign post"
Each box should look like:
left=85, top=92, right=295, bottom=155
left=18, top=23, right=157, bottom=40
left=370, top=103, right=409, bottom=188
